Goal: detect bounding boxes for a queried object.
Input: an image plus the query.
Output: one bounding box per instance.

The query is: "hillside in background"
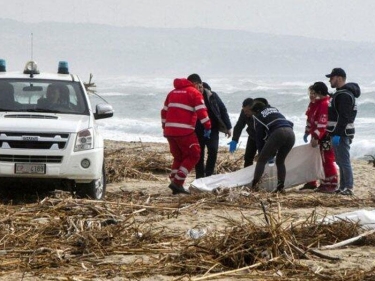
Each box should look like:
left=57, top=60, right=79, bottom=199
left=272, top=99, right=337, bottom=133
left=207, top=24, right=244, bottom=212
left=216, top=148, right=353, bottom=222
left=1, top=19, right=374, bottom=78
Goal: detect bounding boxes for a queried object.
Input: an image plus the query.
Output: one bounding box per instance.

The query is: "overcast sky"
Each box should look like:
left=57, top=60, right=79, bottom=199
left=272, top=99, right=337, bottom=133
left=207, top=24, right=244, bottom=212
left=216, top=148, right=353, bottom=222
left=1, top=0, right=375, bottom=42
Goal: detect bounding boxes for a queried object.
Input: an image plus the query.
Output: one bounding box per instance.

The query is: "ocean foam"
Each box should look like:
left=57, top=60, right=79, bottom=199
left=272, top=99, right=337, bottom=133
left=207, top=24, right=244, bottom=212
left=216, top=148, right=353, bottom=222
left=94, top=75, right=375, bottom=158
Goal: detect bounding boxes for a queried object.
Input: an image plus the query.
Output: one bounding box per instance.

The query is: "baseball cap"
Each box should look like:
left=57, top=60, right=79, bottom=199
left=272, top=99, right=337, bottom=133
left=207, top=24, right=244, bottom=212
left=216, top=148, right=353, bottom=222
left=325, top=68, right=346, bottom=78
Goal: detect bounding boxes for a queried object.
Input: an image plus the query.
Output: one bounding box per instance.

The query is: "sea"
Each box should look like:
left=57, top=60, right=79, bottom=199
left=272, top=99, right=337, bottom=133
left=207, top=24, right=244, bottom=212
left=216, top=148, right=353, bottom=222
left=93, top=75, right=375, bottom=160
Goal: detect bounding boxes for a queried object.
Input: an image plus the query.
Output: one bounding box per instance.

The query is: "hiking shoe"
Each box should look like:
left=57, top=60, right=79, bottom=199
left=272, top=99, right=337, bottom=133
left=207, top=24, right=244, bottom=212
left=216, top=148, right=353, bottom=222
left=299, top=183, right=317, bottom=191
left=272, top=188, right=286, bottom=194
left=339, top=188, right=354, bottom=196
left=168, top=182, right=190, bottom=195
left=315, top=185, right=336, bottom=194
left=272, top=183, right=285, bottom=194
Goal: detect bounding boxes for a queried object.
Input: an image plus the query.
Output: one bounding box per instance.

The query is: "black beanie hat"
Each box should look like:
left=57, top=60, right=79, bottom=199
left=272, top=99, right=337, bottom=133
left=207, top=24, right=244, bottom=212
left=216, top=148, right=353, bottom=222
left=202, top=82, right=211, bottom=90
left=251, top=100, right=267, bottom=113
left=254, top=97, right=268, bottom=106
left=242, top=98, right=254, bottom=107
left=187, top=73, right=202, bottom=84
left=312, top=82, right=329, bottom=96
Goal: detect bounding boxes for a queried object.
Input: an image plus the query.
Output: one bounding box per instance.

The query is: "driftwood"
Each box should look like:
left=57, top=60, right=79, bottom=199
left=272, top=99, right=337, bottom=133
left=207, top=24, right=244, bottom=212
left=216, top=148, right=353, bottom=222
left=83, top=73, right=96, bottom=94
left=289, top=243, right=340, bottom=261
left=191, top=257, right=281, bottom=281
left=365, top=155, right=375, bottom=167
left=1, top=141, right=375, bottom=280
left=319, top=228, right=375, bottom=250
left=0, top=187, right=374, bottom=279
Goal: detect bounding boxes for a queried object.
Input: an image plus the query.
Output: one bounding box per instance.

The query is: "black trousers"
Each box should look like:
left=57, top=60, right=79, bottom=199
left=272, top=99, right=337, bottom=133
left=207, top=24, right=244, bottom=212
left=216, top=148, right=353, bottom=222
left=244, top=136, right=257, bottom=167
left=195, top=130, right=219, bottom=179
left=252, top=127, right=295, bottom=186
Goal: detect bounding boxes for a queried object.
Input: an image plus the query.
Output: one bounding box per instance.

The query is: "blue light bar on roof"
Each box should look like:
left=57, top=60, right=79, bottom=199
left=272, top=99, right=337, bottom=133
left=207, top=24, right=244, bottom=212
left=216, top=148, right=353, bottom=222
left=58, top=61, right=69, bottom=74
left=0, top=59, right=6, bottom=72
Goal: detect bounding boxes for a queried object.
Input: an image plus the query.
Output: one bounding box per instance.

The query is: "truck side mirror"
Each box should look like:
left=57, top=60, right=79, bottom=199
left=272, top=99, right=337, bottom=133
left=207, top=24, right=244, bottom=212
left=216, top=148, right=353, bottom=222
left=94, top=103, right=114, bottom=120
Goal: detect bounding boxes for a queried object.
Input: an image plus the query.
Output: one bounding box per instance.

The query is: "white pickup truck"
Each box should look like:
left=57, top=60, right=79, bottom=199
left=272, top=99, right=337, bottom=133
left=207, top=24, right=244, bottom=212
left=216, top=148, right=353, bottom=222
left=0, top=60, right=114, bottom=199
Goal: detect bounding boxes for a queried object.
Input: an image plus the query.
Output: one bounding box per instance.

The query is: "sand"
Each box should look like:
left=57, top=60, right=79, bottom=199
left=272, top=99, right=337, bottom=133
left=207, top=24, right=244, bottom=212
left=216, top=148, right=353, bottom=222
left=1, top=140, right=375, bottom=280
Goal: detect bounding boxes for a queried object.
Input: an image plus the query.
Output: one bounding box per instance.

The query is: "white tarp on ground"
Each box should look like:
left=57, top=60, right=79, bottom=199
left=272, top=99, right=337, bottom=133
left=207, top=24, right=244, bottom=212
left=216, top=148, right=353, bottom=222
left=190, top=144, right=325, bottom=192
left=324, top=210, right=375, bottom=229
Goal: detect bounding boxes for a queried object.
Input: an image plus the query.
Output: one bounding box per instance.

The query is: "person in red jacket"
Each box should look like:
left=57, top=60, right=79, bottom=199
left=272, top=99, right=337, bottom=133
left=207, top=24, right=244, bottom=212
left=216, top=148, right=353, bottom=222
left=161, top=75, right=211, bottom=195
left=299, top=85, right=320, bottom=190
left=301, top=82, right=338, bottom=193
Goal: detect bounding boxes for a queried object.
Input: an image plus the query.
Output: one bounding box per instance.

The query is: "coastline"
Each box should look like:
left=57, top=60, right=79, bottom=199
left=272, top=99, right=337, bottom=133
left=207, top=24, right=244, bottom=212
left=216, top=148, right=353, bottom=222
left=104, top=139, right=375, bottom=196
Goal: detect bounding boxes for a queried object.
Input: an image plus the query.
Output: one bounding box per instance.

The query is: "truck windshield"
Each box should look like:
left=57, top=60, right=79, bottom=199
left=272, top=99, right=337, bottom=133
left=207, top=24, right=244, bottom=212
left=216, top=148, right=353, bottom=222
left=0, top=79, right=89, bottom=114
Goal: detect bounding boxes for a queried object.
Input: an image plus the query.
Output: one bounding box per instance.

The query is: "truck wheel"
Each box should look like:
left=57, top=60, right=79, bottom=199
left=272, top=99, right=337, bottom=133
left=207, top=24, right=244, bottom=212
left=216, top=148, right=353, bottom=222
left=75, top=164, right=106, bottom=200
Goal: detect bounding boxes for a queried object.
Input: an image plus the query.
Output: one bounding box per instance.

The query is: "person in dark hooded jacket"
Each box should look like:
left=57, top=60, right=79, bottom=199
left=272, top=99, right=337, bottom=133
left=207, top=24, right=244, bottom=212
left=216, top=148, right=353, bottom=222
left=250, top=99, right=295, bottom=193
left=194, top=80, right=232, bottom=178
left=228, top=98, right=256, bottom=167
left=325, top=68, right=361, bottom=196
left=228, top=97, right=269, bottom=167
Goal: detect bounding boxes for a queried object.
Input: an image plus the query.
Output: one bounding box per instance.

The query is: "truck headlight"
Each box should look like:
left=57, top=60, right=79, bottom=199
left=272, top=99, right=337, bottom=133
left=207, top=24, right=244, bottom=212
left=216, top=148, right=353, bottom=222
left=74, top=128, right=94, bottom=151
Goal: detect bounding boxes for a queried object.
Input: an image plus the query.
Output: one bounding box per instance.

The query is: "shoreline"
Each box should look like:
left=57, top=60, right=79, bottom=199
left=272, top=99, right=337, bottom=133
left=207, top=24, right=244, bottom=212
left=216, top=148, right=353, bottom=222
left=103, top=137, right=373, bottom=160
left=104, top=139, right=375, bottom=196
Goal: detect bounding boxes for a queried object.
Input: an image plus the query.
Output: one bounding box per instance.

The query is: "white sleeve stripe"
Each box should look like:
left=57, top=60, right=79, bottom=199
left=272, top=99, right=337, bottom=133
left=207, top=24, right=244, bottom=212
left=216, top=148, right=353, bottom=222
left=168, top=103, right=194, bottom=111
left=200, top=117, right=210, bottom=124
left=165, top=122, right=195, bottom=129
left=195, top=104, right=206, bottom=111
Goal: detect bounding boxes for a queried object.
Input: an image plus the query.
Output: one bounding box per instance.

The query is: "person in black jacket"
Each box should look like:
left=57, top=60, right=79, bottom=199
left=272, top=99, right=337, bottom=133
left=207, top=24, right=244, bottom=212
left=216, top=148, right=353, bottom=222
left=250, top=99, right=295, bottom=193
left=194, top=81, right=232, bottom=178
left=325, top=68, right=361, bottom=196
left=228, top=98, right=257, bottom=167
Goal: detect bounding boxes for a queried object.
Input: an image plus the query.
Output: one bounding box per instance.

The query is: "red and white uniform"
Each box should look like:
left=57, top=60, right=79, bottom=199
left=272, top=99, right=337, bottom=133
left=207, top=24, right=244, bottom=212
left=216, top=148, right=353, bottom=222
left=161, top=78, right=211, bottom=186
left=305, top=97, right=338, bottom=188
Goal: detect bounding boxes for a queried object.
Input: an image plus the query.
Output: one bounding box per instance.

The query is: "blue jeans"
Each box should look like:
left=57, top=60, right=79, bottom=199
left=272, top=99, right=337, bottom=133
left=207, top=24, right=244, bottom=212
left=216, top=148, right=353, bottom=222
left=333, top=136, right=353, bottom=190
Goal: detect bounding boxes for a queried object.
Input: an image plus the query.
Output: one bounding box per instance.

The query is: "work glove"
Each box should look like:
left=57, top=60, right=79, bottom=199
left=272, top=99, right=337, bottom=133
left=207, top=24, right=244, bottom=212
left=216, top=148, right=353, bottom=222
left=332, top=135, right=340, bottom=147
left=203, top=129, right=211, bottom=139
left=227, top=140, right=237, bottom=153
left=303, top=133, right=309, bottom=143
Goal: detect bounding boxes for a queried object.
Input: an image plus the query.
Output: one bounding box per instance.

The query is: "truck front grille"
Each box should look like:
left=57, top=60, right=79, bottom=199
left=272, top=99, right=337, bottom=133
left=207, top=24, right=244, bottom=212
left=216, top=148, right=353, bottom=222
left=0, top=155, right=63, bottom=163
left=0, top=132, right=70, bottom=150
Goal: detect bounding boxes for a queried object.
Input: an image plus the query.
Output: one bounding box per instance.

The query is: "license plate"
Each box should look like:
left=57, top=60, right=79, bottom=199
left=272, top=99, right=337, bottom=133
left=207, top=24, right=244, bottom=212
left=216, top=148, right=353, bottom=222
left=15, top=163, right=46, bottom=174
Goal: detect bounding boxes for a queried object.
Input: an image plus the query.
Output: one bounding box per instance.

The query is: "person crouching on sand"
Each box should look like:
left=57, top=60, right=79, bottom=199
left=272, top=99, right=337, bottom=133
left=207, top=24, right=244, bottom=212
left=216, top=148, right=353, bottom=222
left=250, top=99, right=295, bottom=193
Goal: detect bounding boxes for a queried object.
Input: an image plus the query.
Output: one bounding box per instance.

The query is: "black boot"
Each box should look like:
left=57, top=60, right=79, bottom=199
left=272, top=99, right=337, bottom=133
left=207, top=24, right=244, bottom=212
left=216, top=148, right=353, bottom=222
left=251, top=179, right=260, bottom=191
left=273, top=181, right=285, bottom=193
left=168, top=182, right=190, bottom=195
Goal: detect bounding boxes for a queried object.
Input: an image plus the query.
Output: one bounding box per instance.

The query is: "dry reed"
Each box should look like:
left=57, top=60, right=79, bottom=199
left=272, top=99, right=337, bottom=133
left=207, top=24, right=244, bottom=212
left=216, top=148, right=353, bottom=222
left=1, top=140, right=374, bottom=280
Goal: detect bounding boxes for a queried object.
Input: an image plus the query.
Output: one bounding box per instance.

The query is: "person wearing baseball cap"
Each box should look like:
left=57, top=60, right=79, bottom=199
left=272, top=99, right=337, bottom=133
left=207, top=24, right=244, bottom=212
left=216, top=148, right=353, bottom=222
left=325, top=68, right=346, bottom=79
left=325, top=68, right=361, bottom=196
